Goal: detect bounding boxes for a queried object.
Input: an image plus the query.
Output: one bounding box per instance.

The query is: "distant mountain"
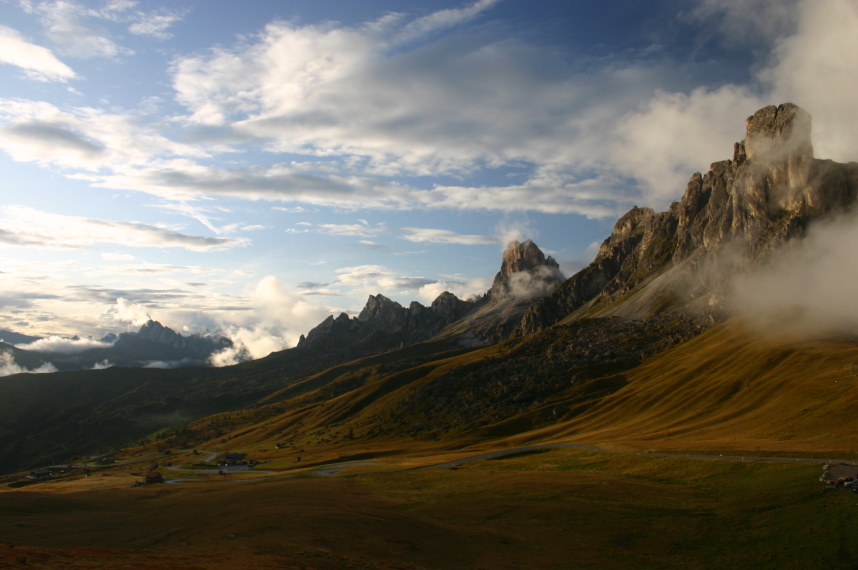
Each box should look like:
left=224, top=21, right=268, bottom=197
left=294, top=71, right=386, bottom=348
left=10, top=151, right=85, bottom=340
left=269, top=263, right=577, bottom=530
left=296, top=291, right=477, bottom=357
left=518, top=103, right=858, bottom=335
left=4, top=320, right=233, bottom=372
left=0, top=329, right=42, bottom=345
left=296, top=239, right=564, bottom=357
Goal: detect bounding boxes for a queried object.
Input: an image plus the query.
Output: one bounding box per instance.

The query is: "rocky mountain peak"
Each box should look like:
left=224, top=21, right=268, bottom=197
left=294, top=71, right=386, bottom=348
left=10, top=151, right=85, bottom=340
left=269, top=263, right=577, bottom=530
left=358, top=294, right=403, bottom=322
left=517, top=103, right=858, bottom=336
left=489, top=240, right=563, bottom=301
left=743, top=103, right=812, bottom=161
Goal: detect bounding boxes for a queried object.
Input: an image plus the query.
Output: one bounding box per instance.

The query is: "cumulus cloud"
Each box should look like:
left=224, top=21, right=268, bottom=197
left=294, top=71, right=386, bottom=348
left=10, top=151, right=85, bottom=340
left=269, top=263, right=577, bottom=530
left=0, top=0, right=855, bottom=220
left=0, top=351, right=58, bottom=377
left=0, top=24, right=75, bottom=81
left=208, top=276, right=331, bottom=366
left=111, top=297, right=151, bottom=327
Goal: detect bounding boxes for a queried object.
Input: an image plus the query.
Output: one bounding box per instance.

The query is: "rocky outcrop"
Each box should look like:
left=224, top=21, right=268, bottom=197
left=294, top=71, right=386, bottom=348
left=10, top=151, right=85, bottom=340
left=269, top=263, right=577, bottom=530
left=296, top=292, right=475, bottom=353
left=518, top=103, right=858, bottom=335
left=113, top=320, right=233, bottom=363
left=488, top=240, right=564, bottom=302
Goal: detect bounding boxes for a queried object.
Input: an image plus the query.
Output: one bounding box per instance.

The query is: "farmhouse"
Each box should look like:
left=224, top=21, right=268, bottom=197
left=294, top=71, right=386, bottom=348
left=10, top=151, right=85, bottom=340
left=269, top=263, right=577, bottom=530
left=223, top=452, right=247, bottom=465
left=26, top=468, right=52, bottom=480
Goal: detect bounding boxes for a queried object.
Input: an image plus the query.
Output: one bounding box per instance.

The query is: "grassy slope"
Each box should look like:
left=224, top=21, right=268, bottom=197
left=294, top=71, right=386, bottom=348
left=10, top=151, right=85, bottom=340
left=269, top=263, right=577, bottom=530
left=535, top=321, right=858, bottom=454
left=175, top=318, right=858, bottom=468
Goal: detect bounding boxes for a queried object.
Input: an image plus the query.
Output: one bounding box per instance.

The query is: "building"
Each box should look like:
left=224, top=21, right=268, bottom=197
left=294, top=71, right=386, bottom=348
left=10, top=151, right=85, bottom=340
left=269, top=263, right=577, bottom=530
left=223, top=452, right=247, bottom=465
left=26, top=468, right=52, bottom=480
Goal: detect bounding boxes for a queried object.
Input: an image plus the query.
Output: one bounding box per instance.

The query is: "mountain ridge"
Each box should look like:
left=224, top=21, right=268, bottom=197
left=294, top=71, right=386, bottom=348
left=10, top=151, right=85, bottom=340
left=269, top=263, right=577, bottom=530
left=517, top=103, right=858, bottom=335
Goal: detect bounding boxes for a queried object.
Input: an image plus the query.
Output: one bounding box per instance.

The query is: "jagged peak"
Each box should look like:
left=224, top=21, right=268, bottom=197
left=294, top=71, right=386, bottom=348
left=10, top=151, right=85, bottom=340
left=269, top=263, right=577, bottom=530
left=490, top=239, right=563, bottom=302
left=358, top=294, right=403, bottom=322
left=743, top=103, right=812, bottom=161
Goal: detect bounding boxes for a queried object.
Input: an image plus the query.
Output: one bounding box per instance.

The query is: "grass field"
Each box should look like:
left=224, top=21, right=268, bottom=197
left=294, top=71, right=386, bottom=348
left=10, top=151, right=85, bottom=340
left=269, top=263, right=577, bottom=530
left=2, top=447, right=857, bottom=569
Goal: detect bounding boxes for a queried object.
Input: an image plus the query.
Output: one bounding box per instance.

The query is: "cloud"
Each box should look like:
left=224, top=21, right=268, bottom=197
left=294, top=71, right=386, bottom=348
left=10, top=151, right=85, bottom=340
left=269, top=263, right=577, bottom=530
left=400, top=227, right=497, bottom=245
left=393, top=0, right=499, bottom=44
left=731, top=213, right=858, bottom=334
left=0, top=99, right=207, bottom=174
left=23, top=0, right=132, bottom=59
left=0, top=24, right=75, bottom=81
left=208, top=276, right=331, bottom=365
left=317, top=221, right=387, bottom=237
left=16, top=335, right=115, bottom=354
left=0, top=206, right=248, bottom=251
left=3, top=0, right=855, bottom=229
left=763, top=0, right=858, bottom=163
left=417, top=276, right=491, bottom=304
left=111, top=297, right=151, bottom=327
left=127, top=8, right=186, bottom=40
left=21, top=0, right=185, bottom=58
left=0, top=351, right=57, bottom=377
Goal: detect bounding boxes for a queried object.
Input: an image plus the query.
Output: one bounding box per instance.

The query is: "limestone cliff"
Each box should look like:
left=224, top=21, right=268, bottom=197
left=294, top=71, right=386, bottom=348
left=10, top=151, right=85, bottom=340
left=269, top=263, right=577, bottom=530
left=518, top=103, right=858, bottom=335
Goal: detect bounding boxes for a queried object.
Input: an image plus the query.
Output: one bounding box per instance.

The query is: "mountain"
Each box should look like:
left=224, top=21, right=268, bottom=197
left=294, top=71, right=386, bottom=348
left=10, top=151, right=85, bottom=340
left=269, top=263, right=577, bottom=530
left=3, top=103, right=857, bottom=480
left=5, top=320, right=233, bottom=372
left=297, top=239, right=564, bottom=355
left=0, top=329, right=42, bottom=345
left=296, top=292, right=476, bottom=356
left=447, top=239, right=565, bottom=342
left=517, top=103, right=858, bottom=335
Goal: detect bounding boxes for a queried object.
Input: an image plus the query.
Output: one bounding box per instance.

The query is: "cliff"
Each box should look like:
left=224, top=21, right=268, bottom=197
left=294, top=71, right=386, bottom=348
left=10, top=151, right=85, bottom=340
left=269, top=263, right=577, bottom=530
left=518, top=103, right=858, bottom=335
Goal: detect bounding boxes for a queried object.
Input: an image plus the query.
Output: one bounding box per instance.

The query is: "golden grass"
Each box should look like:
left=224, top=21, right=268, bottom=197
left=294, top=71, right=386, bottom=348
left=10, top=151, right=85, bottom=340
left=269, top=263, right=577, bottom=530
left=4, top=446, right=857, bottom=569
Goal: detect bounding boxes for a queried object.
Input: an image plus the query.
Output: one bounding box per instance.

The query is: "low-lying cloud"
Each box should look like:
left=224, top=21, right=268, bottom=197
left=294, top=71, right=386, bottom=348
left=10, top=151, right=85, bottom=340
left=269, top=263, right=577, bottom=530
left=731, top=212, right=858, bottom=334
left=16, top=335, right=115, bottom=354
left=0, top=351, right=58, bottom=377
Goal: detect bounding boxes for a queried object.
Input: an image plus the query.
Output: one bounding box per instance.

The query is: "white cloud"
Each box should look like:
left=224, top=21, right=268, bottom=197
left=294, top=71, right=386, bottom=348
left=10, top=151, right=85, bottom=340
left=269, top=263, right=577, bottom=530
left=318, top=221, right=387, bottom=237
left=0, top=99, right=207, bottom=175
left=0, top=206, right=248, bottom=251
left=24, top=0, right=132, bottom=59
left=111, top=297, right=151, bottom=327
left=763, top=0, right=858, bottom=163
left=16, top=335, right=115, bottom=354
left=417, top=276, right=490, bottom=303
left=208, top=276, right=331, bottom=365
left=0, top=24, right=75, bottom=81
left=0, top=351, right=57, bottom=377
left=731, top=212, right=858, bottom=333
left=400, top=227, right=497, bottom=245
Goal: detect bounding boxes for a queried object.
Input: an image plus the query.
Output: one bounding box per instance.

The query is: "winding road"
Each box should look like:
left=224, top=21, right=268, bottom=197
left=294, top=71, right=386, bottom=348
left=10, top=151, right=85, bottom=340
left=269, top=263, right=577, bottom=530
left=419, top=443, right=858, bottom=469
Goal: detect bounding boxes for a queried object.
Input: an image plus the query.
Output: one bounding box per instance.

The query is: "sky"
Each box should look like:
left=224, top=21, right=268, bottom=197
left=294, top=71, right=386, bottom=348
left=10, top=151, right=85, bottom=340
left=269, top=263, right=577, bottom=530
left=1, top=0, right=857, bottom=362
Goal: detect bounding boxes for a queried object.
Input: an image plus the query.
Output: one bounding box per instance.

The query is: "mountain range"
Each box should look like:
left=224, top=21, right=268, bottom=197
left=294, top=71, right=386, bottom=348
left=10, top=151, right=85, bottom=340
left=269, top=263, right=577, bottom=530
left=0, top=320, right=233, bottom=372
left=1, top=102, right=857, bottom=479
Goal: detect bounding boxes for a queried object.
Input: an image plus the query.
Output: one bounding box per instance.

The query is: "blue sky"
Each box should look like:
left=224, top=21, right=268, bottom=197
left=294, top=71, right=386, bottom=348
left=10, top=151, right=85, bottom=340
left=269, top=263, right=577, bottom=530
left=1, top=0, right=857, bottom=362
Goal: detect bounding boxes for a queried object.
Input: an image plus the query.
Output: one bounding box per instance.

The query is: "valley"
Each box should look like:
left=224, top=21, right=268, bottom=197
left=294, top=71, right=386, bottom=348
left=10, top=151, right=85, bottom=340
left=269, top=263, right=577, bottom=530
left=3, top=102, right=858, bottom=568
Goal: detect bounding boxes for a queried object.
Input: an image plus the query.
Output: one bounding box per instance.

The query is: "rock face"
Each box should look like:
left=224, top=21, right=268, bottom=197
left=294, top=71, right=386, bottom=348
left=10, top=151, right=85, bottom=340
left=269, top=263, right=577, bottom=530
left=445, top=240, right=565, bottom=343
left=296, top=292, right=475, bottom=353
left=297, top=240, right=564, bottom=353
left=113, top=320, right=233, bottom=363
left=488, top=240, right=563, bottom=302
left=518, top=103, right=858, bottom=335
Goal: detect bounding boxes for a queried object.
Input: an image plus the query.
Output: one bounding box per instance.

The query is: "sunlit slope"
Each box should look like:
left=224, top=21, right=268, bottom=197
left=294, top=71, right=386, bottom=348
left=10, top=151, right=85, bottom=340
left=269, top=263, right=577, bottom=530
left=543, top=319, right=858, bottom=452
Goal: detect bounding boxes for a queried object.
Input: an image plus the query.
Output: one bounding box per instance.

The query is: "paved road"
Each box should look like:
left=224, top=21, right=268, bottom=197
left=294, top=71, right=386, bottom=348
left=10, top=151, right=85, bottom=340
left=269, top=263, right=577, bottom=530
left=419, top=443, right=858, bottom=469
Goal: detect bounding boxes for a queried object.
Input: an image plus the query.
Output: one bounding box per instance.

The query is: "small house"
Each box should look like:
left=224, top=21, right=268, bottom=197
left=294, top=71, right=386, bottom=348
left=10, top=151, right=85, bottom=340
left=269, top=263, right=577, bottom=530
left=223, top=452, right=247, bottom=465
left=26, top=468, right=52, bottom=480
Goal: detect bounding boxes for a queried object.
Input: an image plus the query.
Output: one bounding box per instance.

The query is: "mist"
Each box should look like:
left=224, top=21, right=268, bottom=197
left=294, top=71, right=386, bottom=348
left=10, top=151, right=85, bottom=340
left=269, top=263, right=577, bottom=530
left=0, top=352, right=58, bottom=377
left=730, top=212, right=858, bottom=335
